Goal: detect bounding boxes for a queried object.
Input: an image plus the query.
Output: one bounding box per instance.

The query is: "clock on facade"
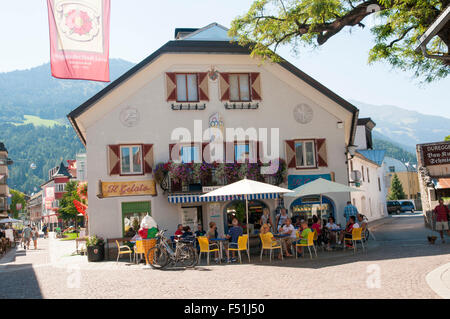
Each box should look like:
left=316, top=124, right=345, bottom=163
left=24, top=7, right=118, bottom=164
left=293, top=103, right=314, bottom=124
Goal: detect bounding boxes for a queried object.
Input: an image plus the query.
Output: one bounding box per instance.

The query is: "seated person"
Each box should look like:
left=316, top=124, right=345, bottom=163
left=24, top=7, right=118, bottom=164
left=297, top=221, right=312, bottom=256
left=194, top=224, right=206, bottom=237
left=174, top=224, right=183, bottom=237
left=325, top=216, right=339, bottom=250
left=280, top=218, right=296, bottom=257
left=338, top=216, right=359, bottom=246
left=357, top=213, right=368, bottom=230
left=181, top=226, right=194, bottom=239
left=311, top=215, right=322, bottom=235
left=224, top=218, right=243, bottom=262
left=260, top=223, right=282, bottom=260
left=206, top=222, right=220, bottom=262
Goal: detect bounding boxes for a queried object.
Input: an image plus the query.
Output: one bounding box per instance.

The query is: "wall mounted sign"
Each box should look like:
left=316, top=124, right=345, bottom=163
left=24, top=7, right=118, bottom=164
left=293, top=103, right=313, bottom=124
left=421, top=142, right=450, bottom=166
left=288, top=174, right=332, bottom=190
left=119, top=106, right=140, bottom=127
left=202, top=186, right=222, bottom=193
left=98, top=180, right=157, bottom=198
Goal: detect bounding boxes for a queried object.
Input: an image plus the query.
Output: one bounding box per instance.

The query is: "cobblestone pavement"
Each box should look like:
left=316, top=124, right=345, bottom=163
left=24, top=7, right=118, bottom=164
left=0, top=212, right=449, bottom=299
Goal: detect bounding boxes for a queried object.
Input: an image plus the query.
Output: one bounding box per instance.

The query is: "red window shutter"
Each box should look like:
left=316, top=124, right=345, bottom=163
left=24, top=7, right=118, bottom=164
left=197, top=72, right=209, bottom=101
left=165, top=72, right=177, bottom=101
left=142, top=144, right=154, bottom=174
left=169, top=143, right=181, bottom=162
left=107, top=145, right=120, bottom=175
left=219, top=73, right=230, bottom=101
left=285, top=140, right=296, bottom=168
left=316, top=139, right=328, bottom=167
left=250, top=72, right=262, bottom=100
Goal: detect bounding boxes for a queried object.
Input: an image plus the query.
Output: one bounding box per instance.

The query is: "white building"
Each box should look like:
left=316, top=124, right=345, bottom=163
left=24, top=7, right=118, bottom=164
left=349, top=118, right=388, bottom=220
left=76, top=153, right=87, bottom=182
left=68, top=23, right=359, bottom=240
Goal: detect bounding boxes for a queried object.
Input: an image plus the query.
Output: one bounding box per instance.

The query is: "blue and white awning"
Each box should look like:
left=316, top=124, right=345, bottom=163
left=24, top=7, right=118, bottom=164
left=168, top=192, right=280, bottom=204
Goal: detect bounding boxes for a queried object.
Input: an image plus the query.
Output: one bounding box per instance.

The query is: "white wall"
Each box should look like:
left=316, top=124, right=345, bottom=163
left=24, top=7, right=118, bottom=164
left=84, top=53, right=353, bottom=238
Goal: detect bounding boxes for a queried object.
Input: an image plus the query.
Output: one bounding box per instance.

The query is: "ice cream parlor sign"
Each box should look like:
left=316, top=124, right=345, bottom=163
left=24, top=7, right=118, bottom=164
left=98, top=180, right=157, bottom=198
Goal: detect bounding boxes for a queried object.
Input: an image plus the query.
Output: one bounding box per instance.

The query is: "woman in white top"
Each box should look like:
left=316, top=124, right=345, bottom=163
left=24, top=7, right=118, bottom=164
left=276, top=208, right=288, bottom=232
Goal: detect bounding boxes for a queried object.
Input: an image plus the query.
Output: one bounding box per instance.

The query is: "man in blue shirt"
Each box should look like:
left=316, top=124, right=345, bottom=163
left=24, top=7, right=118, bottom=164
left=344, top=201, right=359, bottom=223
left=224, top=218, right=243, bottom=262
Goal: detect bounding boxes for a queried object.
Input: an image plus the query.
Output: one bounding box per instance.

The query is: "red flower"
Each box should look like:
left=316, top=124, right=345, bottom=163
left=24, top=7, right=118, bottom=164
left=65, top=9, right=92, bottom=35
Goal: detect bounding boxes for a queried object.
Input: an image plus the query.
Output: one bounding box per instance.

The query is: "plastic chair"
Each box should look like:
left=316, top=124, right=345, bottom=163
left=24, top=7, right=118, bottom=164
left=227, top=235, right=250, bottom=263
left=133, top=240, right=145, bottom=264
left=344, top=227, right=365, bottom=253
left=197, top=236, right=220, bottom=265
left=259, top=233, right=283, bottom=262
left=115, top=240, right=133, bottom=264
left=295, top=231, right=317, bottom=259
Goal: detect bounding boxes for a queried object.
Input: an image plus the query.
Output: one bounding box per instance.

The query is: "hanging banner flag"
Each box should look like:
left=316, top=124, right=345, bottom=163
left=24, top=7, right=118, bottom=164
left=47, top=0, right=111, bottom=82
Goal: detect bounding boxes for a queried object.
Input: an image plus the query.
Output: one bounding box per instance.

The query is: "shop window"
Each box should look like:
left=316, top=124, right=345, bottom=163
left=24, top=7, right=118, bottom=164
left=122, top=201, right=151, bottom=237
left=295, top=140, right=316, bottom=168
left=235, top=143, right=250, bottom=162
left=290, top=195, right=334, bottom=224
left=224, top=200, right=267, bottom=234
left=120, top=145, right=142, bottom=175
left=229, top=74, right=250, bottom=102
left=176, top=73, right=198, bottom=102
left=180, top=145, right=200, bottom=163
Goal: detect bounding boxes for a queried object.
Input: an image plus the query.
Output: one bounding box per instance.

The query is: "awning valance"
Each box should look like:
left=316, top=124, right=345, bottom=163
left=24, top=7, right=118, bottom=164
left=168, top=192, right=280, bottom=204
left=433, top=178, right=450, bottom=189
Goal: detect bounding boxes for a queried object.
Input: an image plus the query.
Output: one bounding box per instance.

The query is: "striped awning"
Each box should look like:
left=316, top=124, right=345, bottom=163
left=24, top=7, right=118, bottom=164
left=168, top=192, right=280, bottom=204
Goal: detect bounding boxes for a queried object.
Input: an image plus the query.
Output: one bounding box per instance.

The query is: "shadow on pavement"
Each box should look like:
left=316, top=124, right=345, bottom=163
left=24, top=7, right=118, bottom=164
left=0, top=263, right=43, bottom=298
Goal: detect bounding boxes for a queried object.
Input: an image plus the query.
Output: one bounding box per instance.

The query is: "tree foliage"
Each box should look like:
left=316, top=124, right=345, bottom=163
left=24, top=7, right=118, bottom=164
left=230, top=0, right=450, bottom=82
left=388, top=173, right=406, bottom=199
left=58, top=181, right=80, bottom=223
left=9, top=189, right=27, bottom=219
left=445, top=135, right=450, bottom=141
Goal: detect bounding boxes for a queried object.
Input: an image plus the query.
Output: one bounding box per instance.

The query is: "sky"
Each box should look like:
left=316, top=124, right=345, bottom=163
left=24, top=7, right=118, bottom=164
left=0, top=0, right=449, bottom=118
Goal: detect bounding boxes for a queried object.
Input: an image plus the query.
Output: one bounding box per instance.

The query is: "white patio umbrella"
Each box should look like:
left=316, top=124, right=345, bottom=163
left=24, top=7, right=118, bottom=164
left=200, top=178, right=293, bottom=240
left=284, top=178, right=361, bottom=219
left=0, top=217, right=22, bottom=224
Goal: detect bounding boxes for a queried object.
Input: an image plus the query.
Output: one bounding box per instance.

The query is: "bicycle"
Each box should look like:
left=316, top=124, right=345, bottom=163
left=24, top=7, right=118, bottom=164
left=146, top=229, right=197, bottom=270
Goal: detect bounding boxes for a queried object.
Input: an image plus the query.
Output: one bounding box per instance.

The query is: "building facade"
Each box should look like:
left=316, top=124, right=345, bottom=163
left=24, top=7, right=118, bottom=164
left=349, top=118, right=388, bottom=220
left=68, top=23, right=359, bottom=239
left=41, top=161, right=75, bottom=230
left=383, top=156, right=421, bottom=201
left=417, top=141, right=450, bottom=228
left=28, top=190, right=43, bottom=228
left=0, top=142, right=13, bottom=218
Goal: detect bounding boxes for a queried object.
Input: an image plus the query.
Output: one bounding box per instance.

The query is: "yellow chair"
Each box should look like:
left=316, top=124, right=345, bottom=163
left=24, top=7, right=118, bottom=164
left=259, top=233, right=283, bottom=262
left=198, top=236, right=220, bottom=265
left=312, top=229, right=323, bottom=252
left=227, top=235, right=250, bottom=263
left=133, top=240, right=145, bottom=264
left=344, top=227, right=365, bottom=253
left=115, top=240, right=133, bottom=264
left=295, top=230, right=317, bottom=259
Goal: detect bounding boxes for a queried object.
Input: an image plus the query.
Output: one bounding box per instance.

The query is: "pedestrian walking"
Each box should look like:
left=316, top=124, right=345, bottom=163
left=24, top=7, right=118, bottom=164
left=433, top=199, right=450, bottom=243
left=343, top=201, right=359, bottom=223
left=42, top=224, right=48, bottom=239
left=22, top=225, right=32, bottom=250
left=32, top=227, right=39, bottom=250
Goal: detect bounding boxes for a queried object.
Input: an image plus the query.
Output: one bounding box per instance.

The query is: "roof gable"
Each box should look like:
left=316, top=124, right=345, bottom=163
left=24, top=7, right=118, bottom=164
left=181, top=23, right=234, bottom=41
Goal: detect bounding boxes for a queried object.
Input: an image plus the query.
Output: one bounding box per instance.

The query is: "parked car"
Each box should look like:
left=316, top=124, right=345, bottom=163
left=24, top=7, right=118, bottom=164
left=400, top=200, right=415, bottom=213
left=386, top=200, right=402, bottom=214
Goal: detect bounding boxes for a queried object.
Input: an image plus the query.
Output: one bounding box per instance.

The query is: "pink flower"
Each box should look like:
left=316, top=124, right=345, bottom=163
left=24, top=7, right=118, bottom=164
left=65, top=9, right=92, bottom=35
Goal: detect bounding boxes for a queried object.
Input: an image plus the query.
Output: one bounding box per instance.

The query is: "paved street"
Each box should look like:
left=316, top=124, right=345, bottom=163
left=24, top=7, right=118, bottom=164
left=0, top=213, right=449, bottom=299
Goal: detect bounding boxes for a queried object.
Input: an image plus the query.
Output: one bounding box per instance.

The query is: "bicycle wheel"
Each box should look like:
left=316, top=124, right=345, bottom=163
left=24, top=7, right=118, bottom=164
left=177, top=244, right=198, bottom=268
left=147, top=245, right=169, bottom=269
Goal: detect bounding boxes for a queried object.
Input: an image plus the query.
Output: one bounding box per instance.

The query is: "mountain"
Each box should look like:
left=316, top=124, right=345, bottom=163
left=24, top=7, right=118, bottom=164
left=350, top=100, right=450, bottom=150
left=0, top=59, right=135, bottom=194
left=0, top=59, right=135, bottom=123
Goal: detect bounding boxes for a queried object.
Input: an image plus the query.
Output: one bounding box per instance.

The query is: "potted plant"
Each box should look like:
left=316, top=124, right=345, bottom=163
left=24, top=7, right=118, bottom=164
left=85, top=235, right=105, bottom=262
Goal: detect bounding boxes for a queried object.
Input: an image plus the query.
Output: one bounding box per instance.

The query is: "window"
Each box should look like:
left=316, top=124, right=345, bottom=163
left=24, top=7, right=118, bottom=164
left=120, top=145, right=143, bottom=175
left=55, top=183, right=65, bottom=192
left=361, top=165, right=365, bottom=181
left=295, top=140, right=316, bottom=168
left=176, top=73, right=198, bottom=102
left=389, top=166, right=395, bottom=173
left=229, top=74, right=250, bottom=101
left=378, top=177, right=381, bottom=191
left=367, top=168, right=370, bottom=183
left=235, top=143, right=250, bottom=162
left=180, top=145, right=200, bottom=163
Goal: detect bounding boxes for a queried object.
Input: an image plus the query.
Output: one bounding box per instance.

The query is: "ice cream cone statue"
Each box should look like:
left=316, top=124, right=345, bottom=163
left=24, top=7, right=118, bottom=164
left=138, top=214, right=158, bottom=265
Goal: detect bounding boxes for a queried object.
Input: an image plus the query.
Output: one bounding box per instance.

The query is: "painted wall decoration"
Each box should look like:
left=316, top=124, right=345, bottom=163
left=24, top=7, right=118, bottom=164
left=288, top=174, right=332, bottom=189
left=119, top=106, right=140, bottom=127
left=293, top=103, right=314, bottom=124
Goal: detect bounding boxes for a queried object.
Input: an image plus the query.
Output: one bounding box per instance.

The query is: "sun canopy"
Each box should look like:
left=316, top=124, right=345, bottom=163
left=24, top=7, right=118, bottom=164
left=285, top=178, right=361, bottom=197
left=200, top=178, right=293, bottom=198
left=0, top=217, right=22, bottom=224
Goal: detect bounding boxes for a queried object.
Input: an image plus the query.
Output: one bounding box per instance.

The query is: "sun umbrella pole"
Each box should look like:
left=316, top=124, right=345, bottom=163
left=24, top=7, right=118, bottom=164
left=246, top=196, right=249, bottom=250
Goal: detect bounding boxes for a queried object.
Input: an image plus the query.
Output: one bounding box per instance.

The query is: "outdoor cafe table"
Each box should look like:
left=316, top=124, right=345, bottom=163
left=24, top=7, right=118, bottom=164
left=209, top=238, right=228, bottom=261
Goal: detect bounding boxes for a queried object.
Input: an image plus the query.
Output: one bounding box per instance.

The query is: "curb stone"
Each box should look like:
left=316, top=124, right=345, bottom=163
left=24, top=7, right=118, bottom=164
left=426, top=262, right=450, bottom=299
